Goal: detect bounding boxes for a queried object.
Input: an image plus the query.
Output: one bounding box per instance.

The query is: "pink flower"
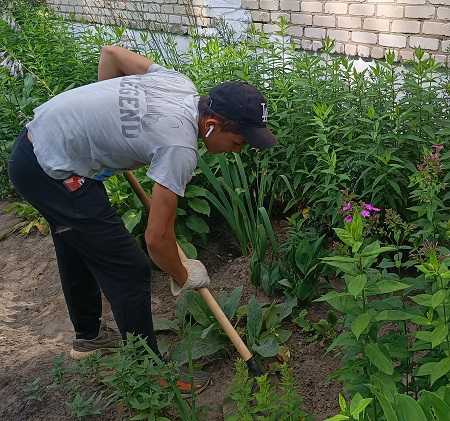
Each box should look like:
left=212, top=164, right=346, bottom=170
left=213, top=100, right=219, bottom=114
left=344, top=215, right=353, bottom=223
left=363, top=203, right=381, bottom=213
left=432, top=144, right=444, bottom=153
left=342, top=202, right=353, bottom=212
left=361, top=209, right=371, bottom=218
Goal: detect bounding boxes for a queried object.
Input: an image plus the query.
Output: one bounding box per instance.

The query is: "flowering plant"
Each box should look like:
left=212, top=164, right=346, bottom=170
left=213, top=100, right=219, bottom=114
left=341, top=201, right=381, bottom=224
left=409, top=145, right=447, bottom=242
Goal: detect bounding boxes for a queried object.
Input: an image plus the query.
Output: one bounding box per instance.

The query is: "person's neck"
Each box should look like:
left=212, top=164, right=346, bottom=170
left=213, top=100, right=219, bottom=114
left=197, top=116, right=205, bottom=139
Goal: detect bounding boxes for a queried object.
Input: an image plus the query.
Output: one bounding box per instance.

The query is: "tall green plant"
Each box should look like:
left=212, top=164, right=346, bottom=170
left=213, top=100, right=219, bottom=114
left=319, top=207, right=450, bottom=419
left=199, top=152, right=280, bottom=292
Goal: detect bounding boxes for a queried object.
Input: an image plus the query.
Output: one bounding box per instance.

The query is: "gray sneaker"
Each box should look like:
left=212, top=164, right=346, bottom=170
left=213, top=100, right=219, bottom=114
left=70, top=323, right=122, bottom=360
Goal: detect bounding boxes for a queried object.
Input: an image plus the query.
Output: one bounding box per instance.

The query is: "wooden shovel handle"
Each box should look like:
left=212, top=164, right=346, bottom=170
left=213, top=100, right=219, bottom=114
left=197, top=287, right=252, bottom=360
left=124, top=171, right=253, bottom=362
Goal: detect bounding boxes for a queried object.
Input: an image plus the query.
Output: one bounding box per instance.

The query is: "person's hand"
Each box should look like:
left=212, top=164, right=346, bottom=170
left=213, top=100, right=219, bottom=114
left=170, top=259, right=211, bottom=296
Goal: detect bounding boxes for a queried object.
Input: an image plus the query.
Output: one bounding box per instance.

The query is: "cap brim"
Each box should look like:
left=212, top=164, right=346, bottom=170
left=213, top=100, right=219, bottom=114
left=241, top=126, right=277, bottom=150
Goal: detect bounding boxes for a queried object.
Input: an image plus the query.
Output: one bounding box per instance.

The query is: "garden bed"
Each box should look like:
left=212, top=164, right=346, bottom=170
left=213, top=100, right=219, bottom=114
left=3, top=1, right=450, bottom=419
left=0, top=202, right=340, bottom=420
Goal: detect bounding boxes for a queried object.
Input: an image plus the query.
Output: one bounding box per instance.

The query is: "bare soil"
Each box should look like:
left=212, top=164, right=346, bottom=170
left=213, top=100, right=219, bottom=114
left=0, top=201, right=340, bottom=420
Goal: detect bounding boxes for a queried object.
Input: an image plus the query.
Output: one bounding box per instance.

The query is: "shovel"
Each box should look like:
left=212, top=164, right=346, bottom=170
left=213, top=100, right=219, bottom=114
left=124, top=171, right=262, bottom=376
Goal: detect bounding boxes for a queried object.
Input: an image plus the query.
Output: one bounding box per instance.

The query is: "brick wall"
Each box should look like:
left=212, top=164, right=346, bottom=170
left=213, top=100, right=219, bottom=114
left=45, top=0, right=250, bottom=36
left=46, top=0, right=449, bottom=63
left=247, top=0, right=450, bottom=63
left=45, top=0, right=210, bottom=34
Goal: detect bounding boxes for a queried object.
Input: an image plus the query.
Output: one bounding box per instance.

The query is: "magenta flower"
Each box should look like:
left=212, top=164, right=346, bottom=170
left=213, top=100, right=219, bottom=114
left=342, top=202, right=353, bottom=212
left=344, top=215, right=353, bottom=223
left=361, top=209, right=371, bottom=218
left=363, top=203, right=381, bottom=213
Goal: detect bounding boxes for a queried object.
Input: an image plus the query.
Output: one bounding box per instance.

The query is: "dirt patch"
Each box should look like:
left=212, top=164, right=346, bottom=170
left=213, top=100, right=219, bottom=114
left=0, top=201, right=340, bottom=420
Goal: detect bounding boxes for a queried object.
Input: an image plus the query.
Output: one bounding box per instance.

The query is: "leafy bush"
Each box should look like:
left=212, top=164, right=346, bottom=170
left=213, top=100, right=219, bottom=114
left=245, top=295, right=296, bottom=359
left=3, top=1, right=450, bottom=417
left=318, top=173, right=450, bottom=419
left=0, top=0, right=99, bottom=198
left=154, top=287, right=296, bottom=363
left=100, top=335, right=198, bottom=420
left=3, top=1, right=450, bottom=270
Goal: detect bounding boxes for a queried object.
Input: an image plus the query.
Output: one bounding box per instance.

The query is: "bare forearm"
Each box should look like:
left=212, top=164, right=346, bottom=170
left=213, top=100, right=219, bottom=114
left=98, top=45, right=152, bottom=81
left=147, top=236, right=188, bottom=286
left=98, top=46, right=123, bottom=80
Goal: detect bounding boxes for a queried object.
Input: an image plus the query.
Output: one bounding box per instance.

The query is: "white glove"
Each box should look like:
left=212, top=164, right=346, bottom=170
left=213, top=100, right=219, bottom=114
left=170, top=259, right=211, bottom=296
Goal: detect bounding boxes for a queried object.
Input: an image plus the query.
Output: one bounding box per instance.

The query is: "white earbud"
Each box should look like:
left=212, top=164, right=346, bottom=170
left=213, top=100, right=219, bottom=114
left=205, top=125, right=214, bottom=138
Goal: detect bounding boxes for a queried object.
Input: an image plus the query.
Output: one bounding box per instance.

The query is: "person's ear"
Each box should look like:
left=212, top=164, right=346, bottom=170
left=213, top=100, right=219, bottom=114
left=202, top=117, right=221, bottom=138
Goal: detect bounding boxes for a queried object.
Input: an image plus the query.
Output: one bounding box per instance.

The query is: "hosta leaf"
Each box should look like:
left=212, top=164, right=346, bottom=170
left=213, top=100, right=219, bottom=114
left=416, top=361, right=436, bottom=376
left=200, top=323, right=216, bottom=339
left=436, top=385, right=450, bottom=406
left=186, top=215, right=209, bottom=234
left=122, top=209, right=142, bottom=233
left=277, top=296, right=297, bottom=322
left=411, top=294, right=432, bottom=307
left=178, top=238, right=197, bottom=259
left=436, top=385, right=450, bottom=407
left=185, top=291, right=211, bottom=326
left=431, top=357, right=450, bottom=385
left=264, top=303, right=280, bottom=330
left=253, top=337, right=279, bottom=358
left=295, top=241, right=313, bottom=274
left=188, top=198, right=210, bottom=216
left=171, top=332, right=226, bottom=364
left=431, top=323, right=448, bottom=348
left=247, top=296, right=262, bottom=347
left=348, top=274, right=367, bottom=297
left=276, top=328, right=292, bottom=344
left=222, top=286, right=243, bottom=319
left=365, top=343, right=394, bottom=375
left=419, top=390, right=450, bottom=420
left=395, top=394, right=427, bottom=421
left=351, top=312, right=371, bottom=340
left=185, top=185, right=209, bottom=198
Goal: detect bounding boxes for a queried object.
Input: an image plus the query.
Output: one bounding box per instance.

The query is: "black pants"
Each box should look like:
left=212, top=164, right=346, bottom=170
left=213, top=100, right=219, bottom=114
left=8, top=129, right=159, bottom=354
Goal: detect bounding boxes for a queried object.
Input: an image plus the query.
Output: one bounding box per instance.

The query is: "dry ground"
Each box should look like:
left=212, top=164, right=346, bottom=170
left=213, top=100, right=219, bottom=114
left=0, top=201, right=340, bottom=420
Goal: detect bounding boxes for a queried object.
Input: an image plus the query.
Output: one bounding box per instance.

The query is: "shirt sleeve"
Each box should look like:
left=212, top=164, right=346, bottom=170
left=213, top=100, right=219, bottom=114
left=147, top=146, right=198, bottom=197
left=146, top=63, right=165, bottom=74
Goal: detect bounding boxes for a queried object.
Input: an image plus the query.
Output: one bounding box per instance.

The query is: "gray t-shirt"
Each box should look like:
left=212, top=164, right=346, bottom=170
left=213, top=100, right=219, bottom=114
left=26, top=64, right=199, bottom=196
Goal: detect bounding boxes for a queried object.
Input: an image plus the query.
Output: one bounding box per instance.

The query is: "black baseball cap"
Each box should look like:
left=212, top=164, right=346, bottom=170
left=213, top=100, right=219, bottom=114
left=208, top=81, right=277, bottom=149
